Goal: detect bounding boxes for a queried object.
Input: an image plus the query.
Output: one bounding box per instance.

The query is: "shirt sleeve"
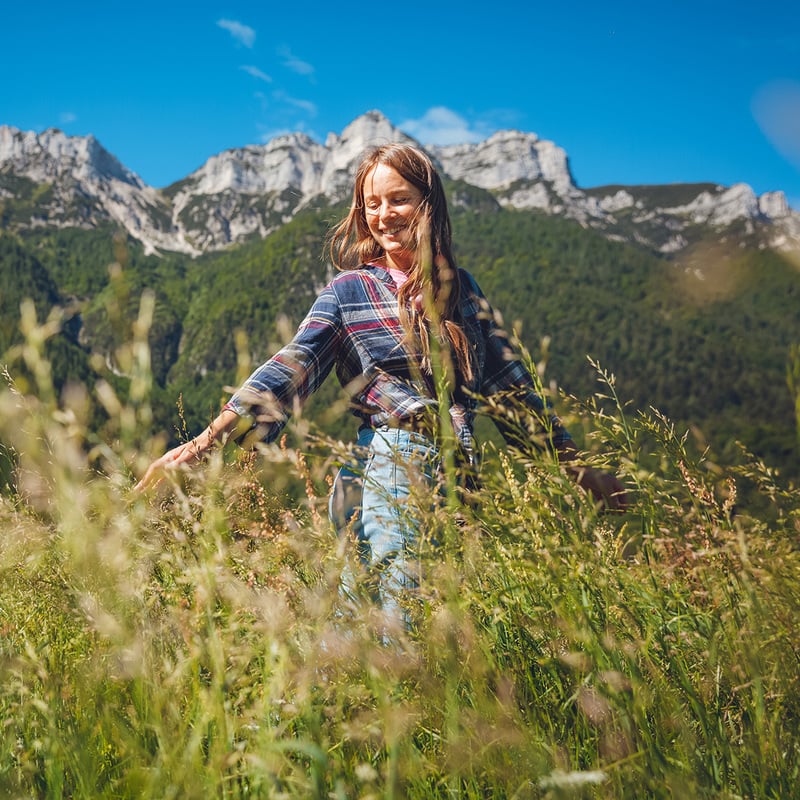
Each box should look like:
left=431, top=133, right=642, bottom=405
left=468, top=274, right=573, bottom=452
left=225, top=282, right=342, bottom=443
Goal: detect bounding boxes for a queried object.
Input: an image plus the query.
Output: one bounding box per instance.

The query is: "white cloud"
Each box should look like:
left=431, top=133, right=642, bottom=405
left=279, top=47, right=314, bottom=76
left=398, top=107, right=486, bottom=146
left=289, top=97, right=317, bottom=114
left=240, top=65, right=272, bottom=83
left=273, top=90, right=317, bottom=115
left=217, top=18, right=255, bottom=48
left=753, top=80, right=800, bottom=169
left=59, top=111, right=77, bottom=125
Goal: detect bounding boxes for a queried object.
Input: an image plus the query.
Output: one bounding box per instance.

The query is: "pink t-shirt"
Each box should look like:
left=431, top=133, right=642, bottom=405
left=367, top=261, right=408, bottom=289
left=386, top=266, right=410, bottom=289
left=368, top=261, right=410, bottom=289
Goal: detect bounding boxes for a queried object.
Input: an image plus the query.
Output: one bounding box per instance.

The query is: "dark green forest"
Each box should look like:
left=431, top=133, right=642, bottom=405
left=1, top=193, right=798, bottom=493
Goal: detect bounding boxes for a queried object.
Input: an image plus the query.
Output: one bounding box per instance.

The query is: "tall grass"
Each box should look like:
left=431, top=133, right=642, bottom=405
left=1, top=300, right=799, bottom=799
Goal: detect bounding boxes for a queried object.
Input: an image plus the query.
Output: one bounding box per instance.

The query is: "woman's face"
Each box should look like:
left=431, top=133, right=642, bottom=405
left=362, top=163, right=424, bottom=272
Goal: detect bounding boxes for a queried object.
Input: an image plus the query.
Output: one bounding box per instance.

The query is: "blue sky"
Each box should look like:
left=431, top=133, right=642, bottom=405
left=2, top=1, right=799, bottom=208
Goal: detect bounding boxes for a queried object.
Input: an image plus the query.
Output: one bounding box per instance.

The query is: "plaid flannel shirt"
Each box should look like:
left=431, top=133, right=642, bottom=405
left=225, top=264, right=571, bottom=452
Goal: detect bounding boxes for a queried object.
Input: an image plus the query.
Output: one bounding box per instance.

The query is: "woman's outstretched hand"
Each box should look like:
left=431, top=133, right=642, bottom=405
left=573, top=466, right=629, bottom=511
left=556, top=440, right=629, bottom=511
left=133, top=409, right=241, bottom=493
left=133, top=438, right=206, bottom=493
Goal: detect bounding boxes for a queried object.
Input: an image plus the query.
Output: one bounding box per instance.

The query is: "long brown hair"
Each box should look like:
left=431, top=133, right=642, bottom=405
left=328, top=143, right=474, bottom=383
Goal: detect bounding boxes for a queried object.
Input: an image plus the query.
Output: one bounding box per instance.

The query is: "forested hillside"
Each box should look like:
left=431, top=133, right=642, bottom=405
left=1, top=190, right=798, bottom=491
left=450, top=208, right=800, bottom=472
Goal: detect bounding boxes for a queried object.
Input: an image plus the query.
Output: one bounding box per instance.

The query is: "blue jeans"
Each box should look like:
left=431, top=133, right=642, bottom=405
left=329, top=426, right=440, bottom=622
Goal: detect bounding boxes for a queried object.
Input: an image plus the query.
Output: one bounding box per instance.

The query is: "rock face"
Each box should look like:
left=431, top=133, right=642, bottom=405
left=665, top=183, right=762, bottom=226
left=0, top=125, right=180, bottom=253
left=428, top=130, right=599, bottom=222
left=1, top=111, right=797, bottom=255
left=431, top=130, right=574, bottom=192
left=164, top=133, right=328, bottom=252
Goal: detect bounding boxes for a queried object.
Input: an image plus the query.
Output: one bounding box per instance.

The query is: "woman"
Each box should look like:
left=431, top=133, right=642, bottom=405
left=136, top=143, right=626, bottom=614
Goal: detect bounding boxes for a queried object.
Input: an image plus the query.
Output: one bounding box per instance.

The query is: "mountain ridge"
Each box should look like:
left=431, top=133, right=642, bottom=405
left=1, top=110, right=798, bottom=257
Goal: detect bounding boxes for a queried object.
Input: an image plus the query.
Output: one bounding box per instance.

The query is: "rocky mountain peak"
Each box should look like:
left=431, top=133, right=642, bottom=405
left=430, top=129, right=575, bottom=194
left=174, top=132, right=325, bottom=198
left=758, top=191, right=790, bottom=220
left=0, top=125, right=141, bottom=188
left=0, top=124, right=189, bottom=254
left=324, top=110, right=413, bottom=151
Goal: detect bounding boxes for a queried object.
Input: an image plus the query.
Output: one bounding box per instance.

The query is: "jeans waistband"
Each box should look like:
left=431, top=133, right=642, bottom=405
left=361, top=412, right=438, bottom=441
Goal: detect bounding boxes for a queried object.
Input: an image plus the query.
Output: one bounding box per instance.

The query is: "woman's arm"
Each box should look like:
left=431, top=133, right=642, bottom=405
left=135, top=281, right=344, bottom=492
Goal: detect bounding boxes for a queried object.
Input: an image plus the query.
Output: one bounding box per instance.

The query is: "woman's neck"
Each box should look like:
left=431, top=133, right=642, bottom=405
left=375, top=252, right=414, bottom=273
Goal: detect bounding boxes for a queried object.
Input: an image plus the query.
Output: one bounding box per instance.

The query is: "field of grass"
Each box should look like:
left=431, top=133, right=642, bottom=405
left=1, top=301, right=799, bottom=799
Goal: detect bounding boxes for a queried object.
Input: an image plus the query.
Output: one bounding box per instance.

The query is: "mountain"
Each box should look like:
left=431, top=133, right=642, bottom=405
left=2, top=111, right=798, bottom=256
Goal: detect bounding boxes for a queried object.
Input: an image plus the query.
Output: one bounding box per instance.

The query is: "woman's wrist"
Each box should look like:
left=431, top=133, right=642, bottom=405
left=198, top=409, right=242, bottom=451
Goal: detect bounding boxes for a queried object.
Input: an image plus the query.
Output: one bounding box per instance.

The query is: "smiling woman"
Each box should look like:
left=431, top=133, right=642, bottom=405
left=135, top=143, right=627, bottom=627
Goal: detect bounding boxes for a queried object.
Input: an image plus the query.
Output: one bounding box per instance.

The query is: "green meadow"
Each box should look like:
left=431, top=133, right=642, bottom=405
left=1, top=299, right=799, bottom=799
